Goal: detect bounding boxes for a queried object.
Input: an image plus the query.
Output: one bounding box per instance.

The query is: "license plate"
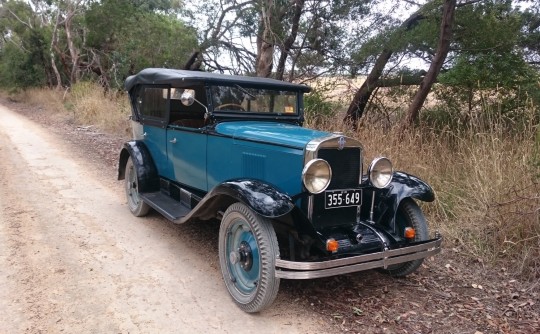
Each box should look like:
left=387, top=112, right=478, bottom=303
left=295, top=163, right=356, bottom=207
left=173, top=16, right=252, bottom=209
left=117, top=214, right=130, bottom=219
left=325, top=189, right=362, bottom=209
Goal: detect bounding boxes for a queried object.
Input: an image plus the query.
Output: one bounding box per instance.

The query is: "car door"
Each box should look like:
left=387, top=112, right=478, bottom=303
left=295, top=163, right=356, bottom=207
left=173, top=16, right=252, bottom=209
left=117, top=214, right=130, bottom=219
left=134, top=85, right=173, bottom=178
left=166, top=86, right=208, bottom=191
left=167, top=128, right=207, bottom=191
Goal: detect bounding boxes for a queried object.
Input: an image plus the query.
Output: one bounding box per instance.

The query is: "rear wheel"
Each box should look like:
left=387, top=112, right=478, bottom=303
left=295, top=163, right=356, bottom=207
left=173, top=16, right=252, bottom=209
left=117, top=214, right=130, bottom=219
left=125, top=157, right=150, bottom=217
left=382, top=198, right=428, bottom=277
left=219, top=202, right=280, bottom=313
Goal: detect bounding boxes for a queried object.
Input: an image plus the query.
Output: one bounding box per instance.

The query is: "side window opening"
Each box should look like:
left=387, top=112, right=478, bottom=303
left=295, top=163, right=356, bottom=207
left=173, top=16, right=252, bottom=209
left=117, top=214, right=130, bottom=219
left=168, top=86, right=207, bottom=129
left=135, top=86, right=169, bottom=126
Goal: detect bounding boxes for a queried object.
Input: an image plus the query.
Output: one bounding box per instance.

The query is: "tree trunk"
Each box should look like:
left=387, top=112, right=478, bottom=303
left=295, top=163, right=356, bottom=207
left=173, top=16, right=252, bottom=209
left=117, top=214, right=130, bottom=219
left=275, top=0, right=305, bottom=81
left=344, top=10, right=426, bottom=129
left=183, top=51, right=202, bottom=70
left=50, top=9, right=63, bottom=90
left=64, top=7, right=80, bottom=85
left=402, top=0, right=456, bottom=129
left=256, top=0, right=275, bottom=77
left=344, top=49, right=393, bottom=129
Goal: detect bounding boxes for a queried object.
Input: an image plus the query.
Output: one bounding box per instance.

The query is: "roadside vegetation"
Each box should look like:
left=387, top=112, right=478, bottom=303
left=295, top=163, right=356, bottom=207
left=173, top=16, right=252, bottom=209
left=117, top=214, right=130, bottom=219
left=307, top=89, right=540, bottom=281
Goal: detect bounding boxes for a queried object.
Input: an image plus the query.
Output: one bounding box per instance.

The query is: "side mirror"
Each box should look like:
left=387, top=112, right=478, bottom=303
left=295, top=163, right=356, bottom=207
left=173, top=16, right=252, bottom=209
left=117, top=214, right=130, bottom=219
left=180, top=89, right=195, bottom=106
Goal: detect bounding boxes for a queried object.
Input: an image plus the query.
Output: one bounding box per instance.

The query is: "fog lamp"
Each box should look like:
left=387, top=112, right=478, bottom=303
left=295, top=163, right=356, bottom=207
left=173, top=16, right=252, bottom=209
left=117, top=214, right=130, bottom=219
left=404, top=227, right=416, bottom=239
left=326, top=239, right=339, bottom=253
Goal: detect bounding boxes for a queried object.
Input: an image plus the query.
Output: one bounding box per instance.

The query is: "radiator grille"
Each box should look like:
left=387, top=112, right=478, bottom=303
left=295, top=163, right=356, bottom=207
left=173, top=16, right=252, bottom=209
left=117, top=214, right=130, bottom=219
left=318, top=148, right=360, bottom=189
left=311, top=148, right=361, bottom=227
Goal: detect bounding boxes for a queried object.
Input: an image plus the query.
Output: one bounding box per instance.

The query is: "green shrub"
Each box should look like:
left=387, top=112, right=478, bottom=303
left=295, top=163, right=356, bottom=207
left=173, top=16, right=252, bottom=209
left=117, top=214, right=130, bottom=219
left=304, top=89, right=339, bottom=126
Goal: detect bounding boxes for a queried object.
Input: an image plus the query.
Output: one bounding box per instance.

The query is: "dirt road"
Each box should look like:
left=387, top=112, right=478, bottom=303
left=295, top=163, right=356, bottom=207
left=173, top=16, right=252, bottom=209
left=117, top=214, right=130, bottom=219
left=0, top=104, right=325, bottom=333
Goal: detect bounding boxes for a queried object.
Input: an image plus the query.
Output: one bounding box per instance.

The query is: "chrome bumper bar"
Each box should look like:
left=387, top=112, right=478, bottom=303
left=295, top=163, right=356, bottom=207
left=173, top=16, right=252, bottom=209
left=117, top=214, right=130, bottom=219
left=275, top=237, right=442, bottom=279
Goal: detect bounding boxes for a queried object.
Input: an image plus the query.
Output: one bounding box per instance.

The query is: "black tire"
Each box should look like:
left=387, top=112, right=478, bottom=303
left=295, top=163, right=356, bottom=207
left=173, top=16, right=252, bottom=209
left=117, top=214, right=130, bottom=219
left=125, top=157, right=151, bottom=217
left=219, top=202, right=280, bottom=313
left=382, top=198, right=429, bottom=277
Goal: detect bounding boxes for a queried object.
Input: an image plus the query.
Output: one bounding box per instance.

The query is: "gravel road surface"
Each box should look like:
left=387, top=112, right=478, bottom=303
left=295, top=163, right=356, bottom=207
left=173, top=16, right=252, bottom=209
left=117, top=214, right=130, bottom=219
left=0, top=104, right=325, bottom=333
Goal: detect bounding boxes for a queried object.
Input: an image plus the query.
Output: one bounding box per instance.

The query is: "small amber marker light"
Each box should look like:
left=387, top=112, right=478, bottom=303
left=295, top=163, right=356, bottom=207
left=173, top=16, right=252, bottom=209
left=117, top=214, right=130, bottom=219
left=404, top=227, right=416, bottom=239
left=326, top=239, right=339, bottom=252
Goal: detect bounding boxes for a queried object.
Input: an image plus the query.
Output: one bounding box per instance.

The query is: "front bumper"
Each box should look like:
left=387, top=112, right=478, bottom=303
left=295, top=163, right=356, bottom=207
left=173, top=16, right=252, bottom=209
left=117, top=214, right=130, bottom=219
left=275, top=237, right=442, bottom=279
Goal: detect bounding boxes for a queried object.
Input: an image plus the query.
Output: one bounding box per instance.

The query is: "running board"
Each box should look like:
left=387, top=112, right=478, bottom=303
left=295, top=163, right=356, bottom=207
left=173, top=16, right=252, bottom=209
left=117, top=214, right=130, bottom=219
left=139, top=192, right=190, bottom=221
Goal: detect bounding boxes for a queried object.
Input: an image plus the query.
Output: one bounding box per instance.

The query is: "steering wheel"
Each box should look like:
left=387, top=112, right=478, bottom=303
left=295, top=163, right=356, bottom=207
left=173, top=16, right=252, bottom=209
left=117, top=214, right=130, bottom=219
left=215, top=103, right=245, bottom=111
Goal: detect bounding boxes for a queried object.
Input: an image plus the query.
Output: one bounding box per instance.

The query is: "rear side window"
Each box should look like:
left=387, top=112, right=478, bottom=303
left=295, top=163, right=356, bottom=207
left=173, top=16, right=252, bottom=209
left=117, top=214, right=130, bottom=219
left=135, top=86, right=169, bottom=125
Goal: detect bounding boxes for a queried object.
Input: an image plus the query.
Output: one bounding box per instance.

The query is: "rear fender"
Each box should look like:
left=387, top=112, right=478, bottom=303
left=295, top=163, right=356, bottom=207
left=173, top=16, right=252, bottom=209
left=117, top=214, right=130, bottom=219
left=117, top=141, right=159, bottom=193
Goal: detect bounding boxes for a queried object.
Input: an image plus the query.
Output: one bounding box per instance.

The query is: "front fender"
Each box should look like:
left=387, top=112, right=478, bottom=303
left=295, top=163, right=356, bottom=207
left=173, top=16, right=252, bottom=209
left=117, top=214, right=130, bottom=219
left=181, top=179, right=295, bottom=223
left=389, top=171, right=435, bottom=203
left=117, top=141, right=159, bottom=193
left=368, top=171, right=434, bottom=228
left=209, top=179, right=294, bottom=218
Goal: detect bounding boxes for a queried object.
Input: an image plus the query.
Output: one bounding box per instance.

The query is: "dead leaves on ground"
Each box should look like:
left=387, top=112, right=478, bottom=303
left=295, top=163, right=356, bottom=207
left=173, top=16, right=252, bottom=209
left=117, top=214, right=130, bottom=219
left=283, top=258, right=539, bottom=333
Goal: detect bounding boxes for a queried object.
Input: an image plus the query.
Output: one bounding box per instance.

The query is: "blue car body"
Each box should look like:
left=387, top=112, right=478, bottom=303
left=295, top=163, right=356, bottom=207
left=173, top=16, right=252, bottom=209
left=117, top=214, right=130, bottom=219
left=118, top=68, right=442, bottom=312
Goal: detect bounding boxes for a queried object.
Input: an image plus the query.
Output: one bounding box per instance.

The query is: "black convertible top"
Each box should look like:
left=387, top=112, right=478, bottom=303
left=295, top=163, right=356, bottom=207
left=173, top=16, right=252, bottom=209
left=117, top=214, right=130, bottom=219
left=125, top=68, right=311, bottom=92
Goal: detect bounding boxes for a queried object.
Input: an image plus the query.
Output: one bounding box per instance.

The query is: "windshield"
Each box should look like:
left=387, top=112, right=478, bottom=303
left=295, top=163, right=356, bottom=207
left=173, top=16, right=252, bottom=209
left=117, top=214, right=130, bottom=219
left=210, top=85, right=298, bottom=115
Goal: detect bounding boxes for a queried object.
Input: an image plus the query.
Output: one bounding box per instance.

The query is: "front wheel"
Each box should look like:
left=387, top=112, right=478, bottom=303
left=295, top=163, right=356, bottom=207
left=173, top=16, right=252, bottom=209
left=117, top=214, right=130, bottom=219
left=218, top=202, right=280, bottom=313
left=382, top=198, right=429, bottom=277
left=125, top=157, right=150, bottom=217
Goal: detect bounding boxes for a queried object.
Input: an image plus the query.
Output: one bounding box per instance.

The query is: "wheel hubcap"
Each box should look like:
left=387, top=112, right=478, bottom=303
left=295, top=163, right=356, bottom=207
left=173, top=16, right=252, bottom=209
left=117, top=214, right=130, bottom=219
left=126, top=166, right=140, bottom=208
left=226, top=220, right=260, bottom=294
left=238, top=241, right=253, bottom=271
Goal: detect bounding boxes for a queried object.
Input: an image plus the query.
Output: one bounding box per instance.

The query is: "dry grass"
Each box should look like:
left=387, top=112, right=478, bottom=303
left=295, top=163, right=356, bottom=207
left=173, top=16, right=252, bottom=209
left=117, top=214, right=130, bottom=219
left=3, top=87, right=66, bottom=112
left=307, top=107, right=540, bottom=280
left=6, top=82, right=132, bottom=137
left=68, top=82, right=132, bottom=136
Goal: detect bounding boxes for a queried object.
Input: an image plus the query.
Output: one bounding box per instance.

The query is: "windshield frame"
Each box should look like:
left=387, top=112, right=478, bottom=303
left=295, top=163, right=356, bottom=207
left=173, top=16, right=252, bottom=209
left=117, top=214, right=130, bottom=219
left=207, top=84, right=305, bottom=123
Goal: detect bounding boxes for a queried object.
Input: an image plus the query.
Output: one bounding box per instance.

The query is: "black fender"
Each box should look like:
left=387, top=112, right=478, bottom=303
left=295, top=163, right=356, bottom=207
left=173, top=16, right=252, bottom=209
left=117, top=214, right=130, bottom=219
left=117, top=141, right=159, bottom=193
left=370, top=171, right=434, bottom=229
left=388, top=171, right=435, bottom=203
left=182, top=179, right=295, bottom=223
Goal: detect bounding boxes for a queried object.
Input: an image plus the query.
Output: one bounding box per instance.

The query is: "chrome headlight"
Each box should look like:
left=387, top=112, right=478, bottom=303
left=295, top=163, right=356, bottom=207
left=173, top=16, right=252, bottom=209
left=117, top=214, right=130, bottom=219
left=368, top=157, right=393, bottom=189
left=302, top=159, right=332, bottom=194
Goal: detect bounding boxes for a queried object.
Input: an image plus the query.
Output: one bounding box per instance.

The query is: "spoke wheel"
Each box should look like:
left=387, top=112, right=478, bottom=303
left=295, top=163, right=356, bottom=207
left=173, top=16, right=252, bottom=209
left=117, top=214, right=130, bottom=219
left=125, top=157, right=150, bottom=217
left=219, top=203, right=280, bottom=313
left=382, top=198, right=429, bottom=277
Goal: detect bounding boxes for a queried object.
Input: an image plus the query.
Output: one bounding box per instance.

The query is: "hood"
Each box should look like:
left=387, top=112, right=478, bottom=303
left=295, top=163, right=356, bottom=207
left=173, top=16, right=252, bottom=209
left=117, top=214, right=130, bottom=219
left=214, top=121, right=329, bottom=149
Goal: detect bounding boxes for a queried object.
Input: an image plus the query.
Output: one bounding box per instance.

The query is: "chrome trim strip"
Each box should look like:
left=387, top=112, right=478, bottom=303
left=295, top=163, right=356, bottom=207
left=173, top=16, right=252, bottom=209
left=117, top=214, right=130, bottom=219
left=274, top=238, right=441, bottom=279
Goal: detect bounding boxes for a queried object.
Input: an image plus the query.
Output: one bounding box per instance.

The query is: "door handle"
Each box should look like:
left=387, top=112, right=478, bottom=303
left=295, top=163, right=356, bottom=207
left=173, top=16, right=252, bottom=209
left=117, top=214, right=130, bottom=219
left=170, top=138, right=177, bottom=144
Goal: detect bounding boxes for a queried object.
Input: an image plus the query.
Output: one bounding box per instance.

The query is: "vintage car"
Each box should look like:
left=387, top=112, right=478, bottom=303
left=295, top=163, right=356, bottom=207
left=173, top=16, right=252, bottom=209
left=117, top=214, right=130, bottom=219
left=118, top=68, right=442, bottom=313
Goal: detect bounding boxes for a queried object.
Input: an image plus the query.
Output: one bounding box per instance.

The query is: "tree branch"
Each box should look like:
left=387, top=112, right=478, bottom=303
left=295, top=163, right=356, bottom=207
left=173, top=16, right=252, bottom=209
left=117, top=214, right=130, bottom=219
left=6, top=8, right=33, bottom=30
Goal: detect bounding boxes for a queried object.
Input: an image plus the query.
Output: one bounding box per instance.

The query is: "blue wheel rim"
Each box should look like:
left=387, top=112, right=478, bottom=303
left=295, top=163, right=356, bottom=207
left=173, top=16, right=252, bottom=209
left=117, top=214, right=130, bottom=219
left=226, top=218, right=260, bottom=294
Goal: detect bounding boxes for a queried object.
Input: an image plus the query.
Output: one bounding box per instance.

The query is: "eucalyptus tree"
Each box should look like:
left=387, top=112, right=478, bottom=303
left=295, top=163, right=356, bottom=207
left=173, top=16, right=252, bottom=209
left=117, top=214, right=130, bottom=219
left=439, top=0, right=540, bottom=113
left=344, top=0, right=540, bottom=129
left=185, top=0, right=372, bottom=80
left=84, top=0, right=197, bottom=88
left=0, top=0, right=197, bottom=89
left=0, top=0, right=52, bottom=88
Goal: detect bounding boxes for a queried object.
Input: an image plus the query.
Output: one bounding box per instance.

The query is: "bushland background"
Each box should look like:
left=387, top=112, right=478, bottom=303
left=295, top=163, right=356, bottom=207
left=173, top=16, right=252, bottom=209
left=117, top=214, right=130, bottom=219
left=1, top=0, right=539, bottom=331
